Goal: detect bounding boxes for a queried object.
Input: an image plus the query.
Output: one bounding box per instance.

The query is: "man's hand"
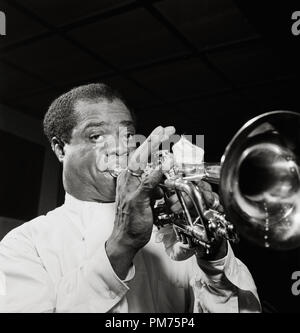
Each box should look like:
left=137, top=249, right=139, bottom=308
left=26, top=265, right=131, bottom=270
left=106, top=126, right=175, bottom=279
left=159, top=180, right=227, bottom=262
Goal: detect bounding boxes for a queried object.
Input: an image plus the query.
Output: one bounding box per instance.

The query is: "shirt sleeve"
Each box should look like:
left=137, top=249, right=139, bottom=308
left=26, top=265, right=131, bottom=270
left=55, top=243, right=135, bottom=312
left=190, top=242, right=261, bottom=313
left=0, top=228, right=56, bottom=312
left=0, top=226, right=135, bottom=313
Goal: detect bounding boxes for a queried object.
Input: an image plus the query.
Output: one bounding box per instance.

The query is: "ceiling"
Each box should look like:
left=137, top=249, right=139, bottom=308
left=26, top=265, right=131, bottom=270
left=0, top=0, right=299, bottom=159
left=1, top=0, right=300, bottom=312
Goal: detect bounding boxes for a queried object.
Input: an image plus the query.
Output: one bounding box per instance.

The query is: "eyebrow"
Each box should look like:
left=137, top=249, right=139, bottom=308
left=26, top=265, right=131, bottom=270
left=83, top=121, right=106, bottom=131
left=120, top=120, right=135, bottom=127
left=83, top=120, right=134, bottom=131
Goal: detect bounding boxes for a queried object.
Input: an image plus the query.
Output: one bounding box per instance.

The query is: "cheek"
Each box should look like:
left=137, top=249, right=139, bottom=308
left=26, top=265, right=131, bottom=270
left=101, top=176, right=117, bottom=194
left=65, top=146, right=97, bottom=174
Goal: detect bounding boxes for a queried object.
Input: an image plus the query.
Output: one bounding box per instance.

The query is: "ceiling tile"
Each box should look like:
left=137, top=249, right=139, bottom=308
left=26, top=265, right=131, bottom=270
left=68, top=8, right=189, bottom=69
left=207, top=42, right=292, bottom=85
left=2, top=35, right=113, bottom=84
left=173, top=93, right=253, bottom=160
left=131, top=104, right=177, bottom=134
left=131, top=57, right=229, bottom=101
left=10, top=89, right=59, bottom=119
left=155, top=0, right=258, bottom=49
left=241, top=79, right=300, bottom=112
left=134, top=93, right=249, bottom=160
left=0, top=61, right=48, bottom=101
left=13, top=0, right=133, bottom=26
left=0, top=2, right=46, bottom=48
left=103, top=76, right=161, bottom=109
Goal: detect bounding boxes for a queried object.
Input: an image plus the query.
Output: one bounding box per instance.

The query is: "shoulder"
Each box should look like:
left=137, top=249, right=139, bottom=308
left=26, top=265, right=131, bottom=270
left=1, top=205, right=66, bottom=245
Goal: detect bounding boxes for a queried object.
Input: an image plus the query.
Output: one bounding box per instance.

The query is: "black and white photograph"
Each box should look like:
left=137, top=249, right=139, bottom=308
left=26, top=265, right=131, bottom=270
left=0, top=0, right=300, bottom=316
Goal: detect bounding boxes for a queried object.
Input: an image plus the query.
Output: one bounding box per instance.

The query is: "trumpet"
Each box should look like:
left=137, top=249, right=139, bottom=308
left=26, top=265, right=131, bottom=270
left=113, top=111, right=300, bottom=251
left=151, top=157, right=239, bottom=254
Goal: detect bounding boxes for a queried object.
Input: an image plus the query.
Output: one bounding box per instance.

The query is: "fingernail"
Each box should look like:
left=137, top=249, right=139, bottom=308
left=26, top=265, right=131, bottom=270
left=153, top=126, right=163, bottom=136
left=164, top=126, right=176, bottom=135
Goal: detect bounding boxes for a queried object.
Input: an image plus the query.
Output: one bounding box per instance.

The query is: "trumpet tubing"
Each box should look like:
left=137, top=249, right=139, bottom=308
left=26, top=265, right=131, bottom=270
left=155, top=111, right=300, bottom=251
left=112, top=111, right=300, bottom=251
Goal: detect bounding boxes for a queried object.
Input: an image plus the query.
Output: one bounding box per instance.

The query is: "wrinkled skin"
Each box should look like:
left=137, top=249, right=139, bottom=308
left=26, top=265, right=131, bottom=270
left=55, top=99, right=136, bottom=202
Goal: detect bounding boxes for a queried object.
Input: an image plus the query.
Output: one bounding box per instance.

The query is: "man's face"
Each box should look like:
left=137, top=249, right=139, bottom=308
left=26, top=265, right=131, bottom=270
left=62, top=99, right=135, bottom=202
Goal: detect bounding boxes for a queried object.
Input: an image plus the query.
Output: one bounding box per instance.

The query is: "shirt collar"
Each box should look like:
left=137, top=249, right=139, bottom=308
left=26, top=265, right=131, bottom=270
left=63, top=192, right=116, bottom=240
left=64, top=192, right=115, bottom=211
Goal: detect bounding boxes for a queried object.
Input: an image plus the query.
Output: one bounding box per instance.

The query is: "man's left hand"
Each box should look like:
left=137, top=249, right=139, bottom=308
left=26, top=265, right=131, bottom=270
left=159, top=180, right=227, bottom=261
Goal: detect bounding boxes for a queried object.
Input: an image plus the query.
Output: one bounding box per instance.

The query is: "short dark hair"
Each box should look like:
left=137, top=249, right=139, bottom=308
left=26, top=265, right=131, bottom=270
left=43, top=83, right=133, bottom=143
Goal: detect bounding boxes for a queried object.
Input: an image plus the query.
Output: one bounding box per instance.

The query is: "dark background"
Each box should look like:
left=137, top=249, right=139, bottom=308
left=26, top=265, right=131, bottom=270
left=0, top=0, right=300, bottom=312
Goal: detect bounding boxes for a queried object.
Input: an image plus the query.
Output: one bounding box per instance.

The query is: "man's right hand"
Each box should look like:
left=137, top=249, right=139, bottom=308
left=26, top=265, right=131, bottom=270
left=106, top=126, right=175, bottom=279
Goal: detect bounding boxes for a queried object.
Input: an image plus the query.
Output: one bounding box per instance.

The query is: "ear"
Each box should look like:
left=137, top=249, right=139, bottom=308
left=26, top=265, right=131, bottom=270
left=51, top=137, right=66, bottom=163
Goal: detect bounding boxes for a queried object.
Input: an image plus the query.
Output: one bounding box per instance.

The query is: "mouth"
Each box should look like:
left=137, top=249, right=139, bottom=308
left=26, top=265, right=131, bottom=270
left=98, top=169, right=117, bottom=179
left=96, top=156, right=128, bottom=178
left=108, top=164, right=124, bottom=178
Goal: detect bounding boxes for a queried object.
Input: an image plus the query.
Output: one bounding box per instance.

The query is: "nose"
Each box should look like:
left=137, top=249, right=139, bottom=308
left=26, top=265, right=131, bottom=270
left=105, top=134, right=129, bottom=156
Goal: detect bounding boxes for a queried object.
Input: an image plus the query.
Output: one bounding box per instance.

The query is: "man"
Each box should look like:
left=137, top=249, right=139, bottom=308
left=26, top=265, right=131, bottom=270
left=0, top=83, right=260, bottom=312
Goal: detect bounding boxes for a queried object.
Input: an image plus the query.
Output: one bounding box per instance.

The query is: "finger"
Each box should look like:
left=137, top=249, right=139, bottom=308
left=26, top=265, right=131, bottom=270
left=186, top=236, right=194, bottom=248
left=217, top=204, right=225, bottom=213
left=196, top=180, right=212, bottom=192
left=116, top=168, right=141, bottom=195
left=174, top=226, right=181, bottom=241
left=156, top=151, right=174, bottom=174
left=129, top=126, right=175, bottom=172
left=168, top=192, right=193, bottom=214
left=181, top=234, right=188, bottom=245
left=201, top=190, right=215, bottom=208
left=129, top=126, right=163, bottom=172
left=151, top=186, right=164, bottom=200
left=167, top=191, right=191, bottom=205
left=178, top=233, right=183, bottom=243
left=201, top=190, right=224, bottom=213
left=129, top=126, right=175, bottom=171
left=161, top=126, right=176, bottom=142
left=169, top=200, right=183, bottom=214
left=136, top=169, right=164, bottom=200
left=178, top=242, right=194, bottom=250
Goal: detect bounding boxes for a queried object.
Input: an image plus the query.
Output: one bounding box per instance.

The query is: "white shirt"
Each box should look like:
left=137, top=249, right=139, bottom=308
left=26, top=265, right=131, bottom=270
left=0, top=193, right=261, bottom=313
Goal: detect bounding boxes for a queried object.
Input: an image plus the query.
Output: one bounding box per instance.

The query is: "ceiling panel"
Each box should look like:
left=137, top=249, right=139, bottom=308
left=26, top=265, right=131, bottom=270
left=131, top=57, right=229, bottom=101
left=0, top=61, right=48, bottom=100
left=2, top=35, right=113, bottom=84
left=207, top=41, right=291, bottom=85
left=241, top=79, right=300, bottom=113
left=103, top=76, right=162, bottom=109
left=173, top=93, right=255, bottom=160
left=10, top=89, right=59, bottom=118
left=0, top=2, right=46, bottom=48
left=134, top=92, right=249, bottom=160
left=13, top=0, right=133, bottom=26
left=132, top=104, right=179, bottom=135
left=68, top=8, right=189, bottom=69
left=155, top=0, right=258, bottom=49
left=176, top=93, right=247, bottom=131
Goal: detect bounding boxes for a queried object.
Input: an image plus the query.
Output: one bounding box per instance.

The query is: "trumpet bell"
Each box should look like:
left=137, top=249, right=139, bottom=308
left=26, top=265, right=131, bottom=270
left=220, top=111, right=300, bottom=250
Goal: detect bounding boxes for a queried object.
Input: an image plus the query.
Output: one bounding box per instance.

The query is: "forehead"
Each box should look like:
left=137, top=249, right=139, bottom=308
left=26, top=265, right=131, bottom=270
left=74, top=99, right=133, bottom=127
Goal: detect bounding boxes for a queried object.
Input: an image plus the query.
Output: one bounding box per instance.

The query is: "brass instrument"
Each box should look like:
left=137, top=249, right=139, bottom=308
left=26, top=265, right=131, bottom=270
left=152, top=158, right=238, bottom=254
left=220, top=111, right=300, bottom=250
left=113, top=111, right=300, bottom=251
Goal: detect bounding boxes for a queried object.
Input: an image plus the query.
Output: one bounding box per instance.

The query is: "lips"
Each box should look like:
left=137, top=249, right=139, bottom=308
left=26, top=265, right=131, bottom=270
left=96, top=154, right=129, bottom=174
